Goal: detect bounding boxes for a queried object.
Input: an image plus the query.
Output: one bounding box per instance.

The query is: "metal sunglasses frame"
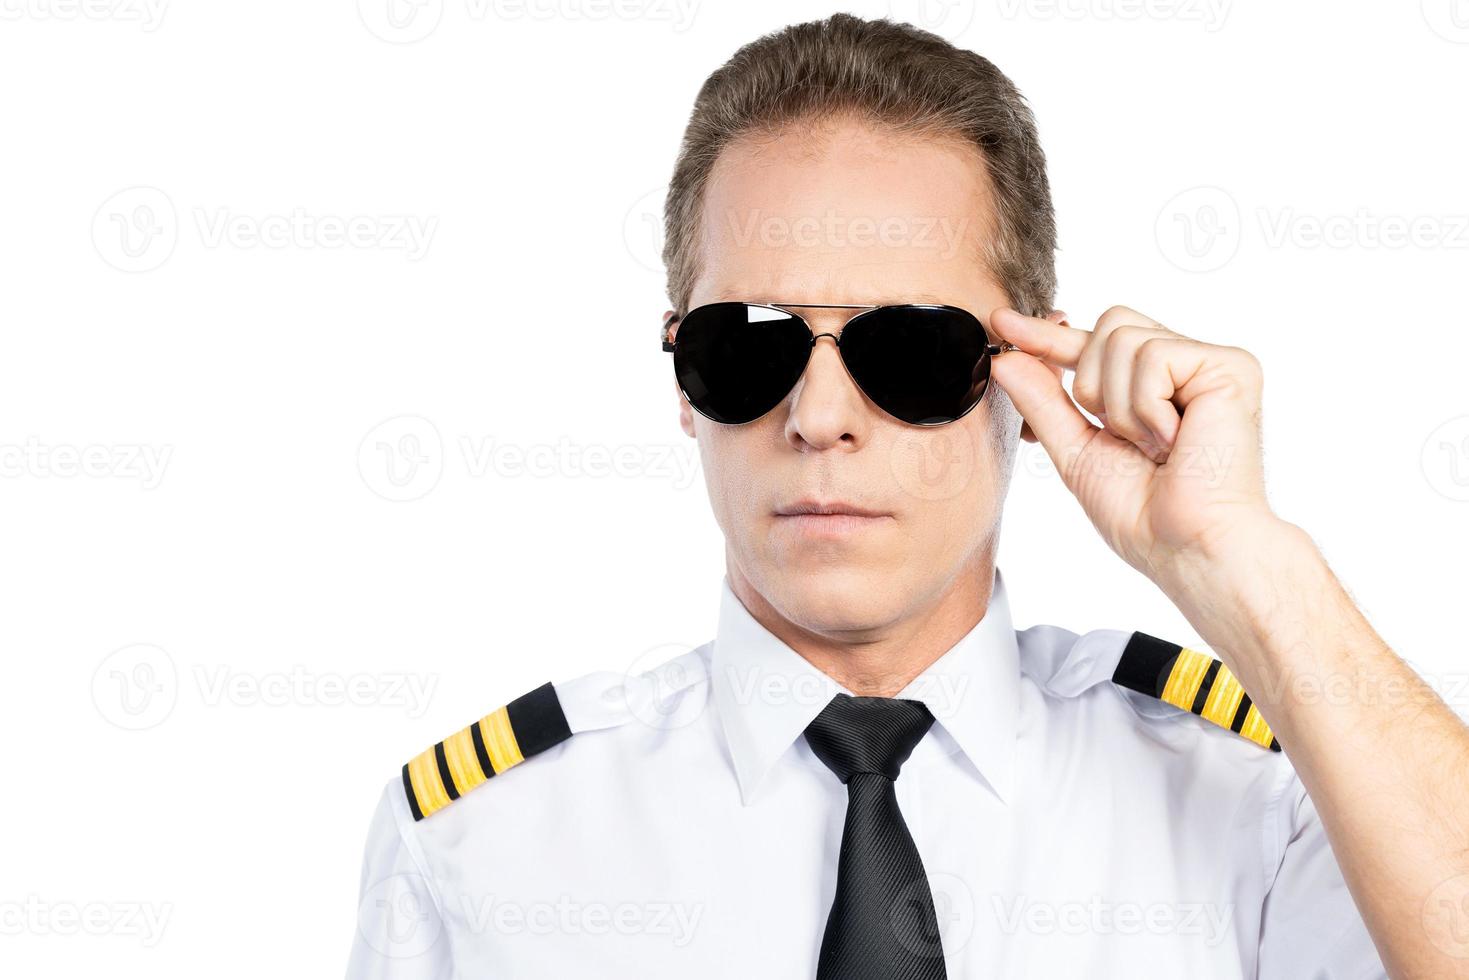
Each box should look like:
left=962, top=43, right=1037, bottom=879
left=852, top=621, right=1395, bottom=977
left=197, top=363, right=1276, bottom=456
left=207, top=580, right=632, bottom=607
left=660, top=301, right=1020, bottom=355
left=660, top=301, right=1020, bottom=426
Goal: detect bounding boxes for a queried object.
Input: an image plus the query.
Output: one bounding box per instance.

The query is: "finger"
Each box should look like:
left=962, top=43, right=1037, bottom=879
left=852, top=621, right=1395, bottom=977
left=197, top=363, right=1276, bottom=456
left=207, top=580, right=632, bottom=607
left=989, top=307, right=1089, bottom=370
left=1132, top=337, right=1263, bottom=448
left=1019, top=310, right=1070, bottom=443
left=1102, top=324, right=1175, bottom=458
left=1131, top=344, right=1185, bottom=450
left=1094, top=305, right=1163, bottom=330
left=1073, top=306, right=1163, bottom=422
left=991, top=348, right=1099, bottom=471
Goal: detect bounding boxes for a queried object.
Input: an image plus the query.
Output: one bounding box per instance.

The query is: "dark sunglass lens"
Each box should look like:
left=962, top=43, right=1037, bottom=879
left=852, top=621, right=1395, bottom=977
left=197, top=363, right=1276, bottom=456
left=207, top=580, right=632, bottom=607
left=839, top=306, right=991, bottom=425
left=672, top=303, right=812, bottom=425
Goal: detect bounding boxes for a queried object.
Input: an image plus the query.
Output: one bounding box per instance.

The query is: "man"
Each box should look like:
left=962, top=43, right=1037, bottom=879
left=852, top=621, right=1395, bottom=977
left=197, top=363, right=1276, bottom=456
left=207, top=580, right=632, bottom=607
left=347, top=14, right=1469, bottom=979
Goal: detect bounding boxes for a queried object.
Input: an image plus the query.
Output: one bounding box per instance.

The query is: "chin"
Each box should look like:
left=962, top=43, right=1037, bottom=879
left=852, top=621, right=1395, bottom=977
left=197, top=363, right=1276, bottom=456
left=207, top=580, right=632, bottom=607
left=761, top=561, right=910, bottom=635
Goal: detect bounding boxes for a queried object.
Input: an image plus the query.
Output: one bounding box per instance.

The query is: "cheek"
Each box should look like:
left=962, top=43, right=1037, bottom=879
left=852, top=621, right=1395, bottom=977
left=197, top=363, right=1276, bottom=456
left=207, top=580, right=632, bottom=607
left=886, top=413, right=998, bottom=510
left=888, top=414, right=1007, bottom=548
left=694, top=421, right=767, bottom=530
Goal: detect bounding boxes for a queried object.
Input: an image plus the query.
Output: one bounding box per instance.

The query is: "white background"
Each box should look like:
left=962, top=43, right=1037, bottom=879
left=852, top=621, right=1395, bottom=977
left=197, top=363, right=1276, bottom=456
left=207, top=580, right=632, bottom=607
left=2, top=1, right=1467, bottom=975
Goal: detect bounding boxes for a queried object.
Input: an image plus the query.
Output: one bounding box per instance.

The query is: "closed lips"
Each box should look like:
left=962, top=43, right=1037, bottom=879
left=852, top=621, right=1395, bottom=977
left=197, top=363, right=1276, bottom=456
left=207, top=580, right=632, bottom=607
left=775, top=502, right=892, bottom=518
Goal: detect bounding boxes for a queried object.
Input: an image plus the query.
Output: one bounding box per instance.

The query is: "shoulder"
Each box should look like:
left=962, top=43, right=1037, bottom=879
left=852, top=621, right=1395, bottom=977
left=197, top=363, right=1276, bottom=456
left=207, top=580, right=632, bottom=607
left=1017, top=623, right=1282, bottom=754
left=1014, top=622, right=1304, bottom=893
left=395, top=645, right=713, bottom=823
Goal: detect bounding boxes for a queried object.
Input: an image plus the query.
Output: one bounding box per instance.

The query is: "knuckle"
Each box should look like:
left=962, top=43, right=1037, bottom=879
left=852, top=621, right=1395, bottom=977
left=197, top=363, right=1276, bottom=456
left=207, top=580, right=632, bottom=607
left=1135, top=335, right=1170, bottom=369
left=1225, top=345, right=1264, bottom=387
left=1097, top=304, right=1140, bottom=330
left=1236, top=345, right=1263, bottom=373
left=1105, top=323, right=1150, bottom=352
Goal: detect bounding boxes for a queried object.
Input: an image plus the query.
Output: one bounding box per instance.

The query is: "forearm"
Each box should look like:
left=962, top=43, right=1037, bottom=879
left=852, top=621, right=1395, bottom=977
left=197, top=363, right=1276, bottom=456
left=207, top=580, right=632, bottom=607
left=1158, top=518, right=1469, bottom=979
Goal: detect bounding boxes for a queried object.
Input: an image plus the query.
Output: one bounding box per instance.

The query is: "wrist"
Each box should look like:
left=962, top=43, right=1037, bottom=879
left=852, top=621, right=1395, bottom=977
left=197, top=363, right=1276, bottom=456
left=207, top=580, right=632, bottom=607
left=1155, top=511, right=1306, bottom=597
left=1153, top=515, right=1334, bottom=687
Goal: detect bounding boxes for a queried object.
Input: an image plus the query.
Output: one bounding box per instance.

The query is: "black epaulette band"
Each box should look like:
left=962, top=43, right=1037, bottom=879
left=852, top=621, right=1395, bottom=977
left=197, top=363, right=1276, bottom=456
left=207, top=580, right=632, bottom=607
left=402, top=681, right=573, bottom=821
left=1113, top=631, right=1280, bottom=751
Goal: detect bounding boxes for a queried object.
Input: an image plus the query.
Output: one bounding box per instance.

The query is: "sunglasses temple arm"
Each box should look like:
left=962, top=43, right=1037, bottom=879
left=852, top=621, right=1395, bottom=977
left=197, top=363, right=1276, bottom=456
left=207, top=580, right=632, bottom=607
left=989, top=342, right=1021, bottom=355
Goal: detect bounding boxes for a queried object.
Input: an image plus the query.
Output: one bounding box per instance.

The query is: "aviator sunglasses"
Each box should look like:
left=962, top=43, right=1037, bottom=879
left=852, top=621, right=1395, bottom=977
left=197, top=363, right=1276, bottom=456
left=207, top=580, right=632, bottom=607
left=661, top=301, right=1019, bottom=426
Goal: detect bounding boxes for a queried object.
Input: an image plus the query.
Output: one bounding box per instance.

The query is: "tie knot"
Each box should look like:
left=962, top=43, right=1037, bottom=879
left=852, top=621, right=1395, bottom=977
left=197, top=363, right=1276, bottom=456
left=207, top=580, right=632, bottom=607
left=804, top=694, right=936, bottom=783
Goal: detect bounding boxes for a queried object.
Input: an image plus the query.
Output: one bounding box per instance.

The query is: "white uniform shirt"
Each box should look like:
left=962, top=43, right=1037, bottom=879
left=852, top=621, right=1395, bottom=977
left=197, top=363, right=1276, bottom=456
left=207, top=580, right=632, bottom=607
left=347, top=568, right=1387, bottom=979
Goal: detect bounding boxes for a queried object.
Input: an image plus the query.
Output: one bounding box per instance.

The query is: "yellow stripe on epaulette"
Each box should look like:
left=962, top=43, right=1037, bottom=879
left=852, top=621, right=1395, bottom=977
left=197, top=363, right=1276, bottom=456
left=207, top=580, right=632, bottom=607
left=1112, top=631, right=1280, bottom=751
left=401, top=681, right=573, bottom=821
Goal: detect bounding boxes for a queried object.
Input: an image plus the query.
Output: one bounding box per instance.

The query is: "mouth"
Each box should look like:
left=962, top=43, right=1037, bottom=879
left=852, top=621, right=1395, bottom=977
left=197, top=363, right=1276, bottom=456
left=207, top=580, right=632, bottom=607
left=773, top=499, right=894, bottom=537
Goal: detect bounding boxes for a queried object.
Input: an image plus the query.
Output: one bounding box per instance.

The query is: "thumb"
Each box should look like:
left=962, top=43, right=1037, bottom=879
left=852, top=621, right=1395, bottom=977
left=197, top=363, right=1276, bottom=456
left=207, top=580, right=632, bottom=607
left=990, top=320, right=1098, bottom=475
left=1011, top=310, right=1070, bottom=444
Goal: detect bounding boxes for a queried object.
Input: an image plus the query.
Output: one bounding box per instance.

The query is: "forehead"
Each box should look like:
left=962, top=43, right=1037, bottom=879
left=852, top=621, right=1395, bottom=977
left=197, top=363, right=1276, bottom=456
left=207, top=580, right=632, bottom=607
left=691, top=116, right=1001, bottom=310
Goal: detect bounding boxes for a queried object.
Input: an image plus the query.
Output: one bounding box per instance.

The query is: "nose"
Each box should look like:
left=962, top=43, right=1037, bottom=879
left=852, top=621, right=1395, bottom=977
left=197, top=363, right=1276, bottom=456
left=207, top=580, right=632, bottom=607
left=783, top=330, right=872, bottom=452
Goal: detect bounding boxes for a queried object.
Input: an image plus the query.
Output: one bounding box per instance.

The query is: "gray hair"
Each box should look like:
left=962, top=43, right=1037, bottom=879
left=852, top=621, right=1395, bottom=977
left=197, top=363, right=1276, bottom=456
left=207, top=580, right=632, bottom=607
left=661, top=12, right=1058, bottom=320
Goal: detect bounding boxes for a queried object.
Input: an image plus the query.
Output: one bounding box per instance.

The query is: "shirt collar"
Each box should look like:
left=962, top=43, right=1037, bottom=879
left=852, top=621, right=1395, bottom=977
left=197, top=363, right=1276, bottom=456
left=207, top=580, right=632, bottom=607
left=710, top=566, right=1019, bottom=806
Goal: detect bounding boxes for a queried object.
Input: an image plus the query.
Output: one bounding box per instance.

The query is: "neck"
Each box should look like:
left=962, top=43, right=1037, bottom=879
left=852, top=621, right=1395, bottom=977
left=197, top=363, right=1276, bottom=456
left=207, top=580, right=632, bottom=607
left=727, top=552, right=996, bottom=697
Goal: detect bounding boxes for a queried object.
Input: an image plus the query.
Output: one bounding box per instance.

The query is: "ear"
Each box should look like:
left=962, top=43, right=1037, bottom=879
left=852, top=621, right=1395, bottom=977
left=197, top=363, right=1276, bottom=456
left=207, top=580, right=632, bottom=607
left=676, top=381, right=696, bottom=439
left=1019, top=309, right=1070, bottom=444
left=663, top=310, right=697, bottom=439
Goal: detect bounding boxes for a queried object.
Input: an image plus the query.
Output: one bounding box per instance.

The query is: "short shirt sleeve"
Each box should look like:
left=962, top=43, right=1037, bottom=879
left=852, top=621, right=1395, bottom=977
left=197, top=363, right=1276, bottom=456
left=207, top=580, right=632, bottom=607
left=1257, top=773, right=1388, bottom=979
left=345, top=780, right=455, bottom=980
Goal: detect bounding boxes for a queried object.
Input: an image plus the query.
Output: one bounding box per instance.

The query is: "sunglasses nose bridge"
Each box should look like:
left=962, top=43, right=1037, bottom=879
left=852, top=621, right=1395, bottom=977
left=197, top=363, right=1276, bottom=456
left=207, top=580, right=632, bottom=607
left=785, top=329, right=869, bottom=437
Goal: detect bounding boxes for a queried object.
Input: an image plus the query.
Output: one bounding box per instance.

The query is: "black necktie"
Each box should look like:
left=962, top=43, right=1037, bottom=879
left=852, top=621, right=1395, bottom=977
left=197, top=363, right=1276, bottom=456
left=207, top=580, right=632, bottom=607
left=804, top=694, right=948, bottom=980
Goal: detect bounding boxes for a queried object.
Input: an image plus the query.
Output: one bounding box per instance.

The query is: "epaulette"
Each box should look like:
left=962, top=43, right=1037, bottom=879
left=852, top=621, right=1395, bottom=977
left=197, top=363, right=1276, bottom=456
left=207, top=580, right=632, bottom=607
left=1112, top=631, right=1280, bottom=751
left=402, top=681, right=573, bottom=821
